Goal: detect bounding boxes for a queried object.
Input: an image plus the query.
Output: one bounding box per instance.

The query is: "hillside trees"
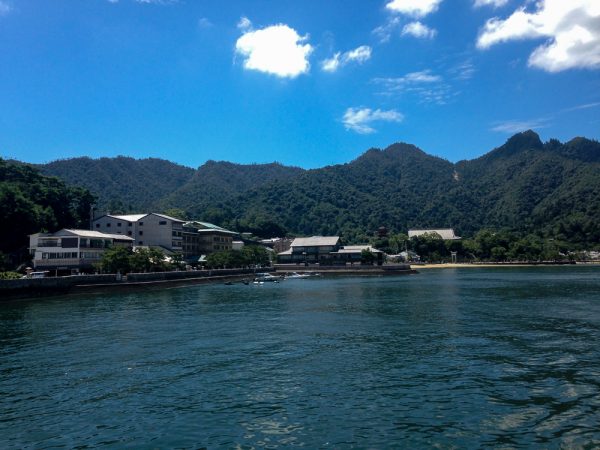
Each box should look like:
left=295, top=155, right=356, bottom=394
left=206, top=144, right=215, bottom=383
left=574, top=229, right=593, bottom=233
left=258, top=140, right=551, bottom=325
left=0, top=159, right=96, bottom=267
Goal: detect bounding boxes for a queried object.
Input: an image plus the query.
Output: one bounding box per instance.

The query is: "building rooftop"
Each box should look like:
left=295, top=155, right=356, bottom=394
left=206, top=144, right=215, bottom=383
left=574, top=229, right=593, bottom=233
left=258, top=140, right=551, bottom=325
left=335, top=245, right=383, bottom=254
left=151, top=213, right=185, bottom=223
left=59, top=229, right=135, bottom=240
left=101, top=213, right=185, bottom=223
left=291, top=236, right=340, bottom=247
left=106, top=213, right=147, bottom=222
left=408, top=229, right=461, bottom=240
left=184, top=221, right=237, bottom=235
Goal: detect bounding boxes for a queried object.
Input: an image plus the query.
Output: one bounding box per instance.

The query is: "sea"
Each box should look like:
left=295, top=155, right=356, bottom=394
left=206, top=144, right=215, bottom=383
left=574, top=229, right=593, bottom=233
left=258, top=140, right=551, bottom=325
left=1, top=266, right=599, bottom=448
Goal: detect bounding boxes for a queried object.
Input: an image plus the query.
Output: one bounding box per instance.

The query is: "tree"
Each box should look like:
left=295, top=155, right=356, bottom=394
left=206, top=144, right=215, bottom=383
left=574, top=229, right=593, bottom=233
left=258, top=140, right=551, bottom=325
left=361, top=249, right=376, bottom=265
left=128, top=247, right=170, bottom=272
left=100, top=246, right=132, bottom=274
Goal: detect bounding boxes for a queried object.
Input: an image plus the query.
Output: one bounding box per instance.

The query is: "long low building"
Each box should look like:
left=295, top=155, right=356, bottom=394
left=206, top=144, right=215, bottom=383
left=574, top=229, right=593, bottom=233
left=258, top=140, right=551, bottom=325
left=277, top=236, right=384, bottom=265
left=29, top=229, right=134, bottom=275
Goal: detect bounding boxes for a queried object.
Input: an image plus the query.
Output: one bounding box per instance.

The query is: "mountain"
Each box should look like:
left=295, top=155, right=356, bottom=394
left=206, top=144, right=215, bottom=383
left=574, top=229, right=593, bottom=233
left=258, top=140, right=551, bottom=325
left=38, top=156, right=195, bottom=212
left=30, top=131, right=600, bottom=246
left=156, top=161, right=305, bottom=224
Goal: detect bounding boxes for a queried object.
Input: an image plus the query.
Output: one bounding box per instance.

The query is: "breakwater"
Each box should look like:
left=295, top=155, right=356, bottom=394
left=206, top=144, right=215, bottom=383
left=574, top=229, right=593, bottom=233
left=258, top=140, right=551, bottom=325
left=0, top=268, right=265, bottom=300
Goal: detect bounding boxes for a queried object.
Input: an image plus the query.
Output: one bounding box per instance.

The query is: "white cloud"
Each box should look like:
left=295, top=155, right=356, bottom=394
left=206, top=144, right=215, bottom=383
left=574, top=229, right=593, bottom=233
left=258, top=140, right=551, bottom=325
left=237, top=16, right=252, bottom=31
left=0, top=1, right=12, bottom=15
left=235, top=23, right=313, bottom=78
left=321, top=45, right=372, bottom=72
left=373, top=70, right=456, bottom=104
left=474, top=0, right=509, bottom=8
left=345, top=46, right=372, bottom=63
left=386, top=0, right=443, bottom=18
left=343, top=107, right=404, bottom=134
left=401, top=21, right=437, bottom=39
left=322, top=53, right=342, bottom=72
left=449, top=59, right=476, bottom=80
left=373, top=17, right=402, bottom=43
left=134, top=0, right=177, bottom=4
left=491, top=118, right=548, bottom=133
left=197, top=17, right=212, bottom=29
left=477, top=0, right=600, bottom=72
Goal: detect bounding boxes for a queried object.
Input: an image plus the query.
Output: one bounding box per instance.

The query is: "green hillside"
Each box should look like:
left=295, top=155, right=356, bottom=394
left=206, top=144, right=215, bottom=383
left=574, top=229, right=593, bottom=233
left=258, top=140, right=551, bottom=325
left=0, top=159, right=95, bottom=268
left=31, top=131, right=600, bottom=247
left=38, top=156, right=195, bottom=212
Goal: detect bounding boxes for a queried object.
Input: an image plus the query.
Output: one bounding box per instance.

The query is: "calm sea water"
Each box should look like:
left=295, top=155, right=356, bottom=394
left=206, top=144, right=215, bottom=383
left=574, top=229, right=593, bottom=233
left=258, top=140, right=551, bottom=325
left=1, top=267, right=600, bottom=448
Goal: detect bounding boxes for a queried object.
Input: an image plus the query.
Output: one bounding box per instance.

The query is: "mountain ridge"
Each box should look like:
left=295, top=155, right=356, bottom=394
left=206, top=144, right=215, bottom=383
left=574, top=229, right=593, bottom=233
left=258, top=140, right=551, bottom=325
left=24, top=131, right=600, bottom=245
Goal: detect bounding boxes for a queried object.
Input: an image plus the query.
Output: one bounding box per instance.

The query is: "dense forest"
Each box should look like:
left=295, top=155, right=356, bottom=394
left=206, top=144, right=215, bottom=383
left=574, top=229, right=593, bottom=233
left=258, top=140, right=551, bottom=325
left=5, top=131, right=599, bottom=263
left=0, top=159, right=95, bottom=270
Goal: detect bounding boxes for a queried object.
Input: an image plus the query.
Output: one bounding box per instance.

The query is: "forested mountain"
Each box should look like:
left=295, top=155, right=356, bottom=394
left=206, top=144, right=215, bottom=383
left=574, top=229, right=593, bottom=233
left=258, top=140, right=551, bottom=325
left=157, top=161, right=304, bottom=224
left=38, top=156, right=195, bottom=212
left=28, top=131, right=600, bottom=246
left=0, top=159, right=95, bottom=268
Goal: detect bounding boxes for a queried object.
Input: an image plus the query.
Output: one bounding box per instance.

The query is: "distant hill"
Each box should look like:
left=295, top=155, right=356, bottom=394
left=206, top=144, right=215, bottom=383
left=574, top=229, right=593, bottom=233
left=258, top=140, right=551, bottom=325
left=38, top=156, right=195, bottom=213
left=31, top=131, right=600, bottom=245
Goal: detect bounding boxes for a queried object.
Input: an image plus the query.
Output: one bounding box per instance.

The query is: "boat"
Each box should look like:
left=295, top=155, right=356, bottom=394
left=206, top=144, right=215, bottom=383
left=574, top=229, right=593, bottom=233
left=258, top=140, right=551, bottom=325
left=285, top=272, right=311, bottom=279
left=254, top=273, right=282, bottom=283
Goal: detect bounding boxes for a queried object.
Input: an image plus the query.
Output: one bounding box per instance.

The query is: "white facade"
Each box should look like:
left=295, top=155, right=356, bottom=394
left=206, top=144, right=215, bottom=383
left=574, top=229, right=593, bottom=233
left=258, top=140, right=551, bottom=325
left=93, top=213, right=184, bottom=253
left=29, top=229, right=133, bottom=272
left=408, top=229, right=461, bottom=240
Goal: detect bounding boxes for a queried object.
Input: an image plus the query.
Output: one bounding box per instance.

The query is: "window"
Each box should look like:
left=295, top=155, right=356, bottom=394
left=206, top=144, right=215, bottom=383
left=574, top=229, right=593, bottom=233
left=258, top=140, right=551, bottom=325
left=128, top=222, right=132, bottom=227
left=106, top=223, right=111, bottom=227
left=139, top=241, right=143, bottom=245
left=95, top=224, right=100, bottom=228
left=139, top=222, right=144, bottom=226
left=139, top=231, right=143, bottom=236
left=127, top=231, right=132, bottom=236
left=159, top=221, right=167, bottom=225
left=117, top=222, right=122, bottom=227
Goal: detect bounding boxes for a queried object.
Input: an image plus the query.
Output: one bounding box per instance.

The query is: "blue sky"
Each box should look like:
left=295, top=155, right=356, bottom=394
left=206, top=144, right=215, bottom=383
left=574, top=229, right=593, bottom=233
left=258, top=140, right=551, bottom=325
left=0, top=0, right=598, bottom=169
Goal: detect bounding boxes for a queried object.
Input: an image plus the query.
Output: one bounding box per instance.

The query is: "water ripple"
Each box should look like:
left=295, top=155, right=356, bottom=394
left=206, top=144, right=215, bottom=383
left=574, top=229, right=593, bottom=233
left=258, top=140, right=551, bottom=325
left=1, top=267, right=600, bottom=448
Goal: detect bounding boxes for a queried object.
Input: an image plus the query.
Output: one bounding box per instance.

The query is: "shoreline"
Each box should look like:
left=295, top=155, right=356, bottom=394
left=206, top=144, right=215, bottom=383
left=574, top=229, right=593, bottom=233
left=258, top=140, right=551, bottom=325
left=412, top=262, right=600, bottom=269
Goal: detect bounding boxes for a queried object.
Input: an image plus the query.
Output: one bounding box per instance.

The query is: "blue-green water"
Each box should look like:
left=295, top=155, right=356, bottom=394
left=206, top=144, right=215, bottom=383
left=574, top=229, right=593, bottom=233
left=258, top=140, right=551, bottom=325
left=1, top=267, right=600, bottom=448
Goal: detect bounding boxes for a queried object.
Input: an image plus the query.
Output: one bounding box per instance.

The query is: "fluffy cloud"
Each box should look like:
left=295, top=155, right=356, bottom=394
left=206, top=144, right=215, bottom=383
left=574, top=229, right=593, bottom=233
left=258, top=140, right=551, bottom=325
left=385, top=0, right=443, bottom=18
left=343, top=107, right=404, bottom=134
left=401, top=21, right=437, bottom=39
left=477, top=0, right=600, bottom=72
left=321, top=45, right=372, bottom=72
left=235, top=21, right=313, bottom=78
left=0, top=1, right=12, bottom=15
left=474, top=0, right=509, bottom=8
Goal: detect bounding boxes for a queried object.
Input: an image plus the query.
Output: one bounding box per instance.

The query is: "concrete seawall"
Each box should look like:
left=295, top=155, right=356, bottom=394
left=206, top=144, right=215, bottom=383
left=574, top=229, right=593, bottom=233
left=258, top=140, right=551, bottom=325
left=0, top=268, right=265, bottom=301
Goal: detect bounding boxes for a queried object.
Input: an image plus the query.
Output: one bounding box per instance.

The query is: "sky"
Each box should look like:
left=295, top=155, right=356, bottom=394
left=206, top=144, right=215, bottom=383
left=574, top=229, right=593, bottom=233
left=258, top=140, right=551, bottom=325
left=0, top=0, right=599, bottom=169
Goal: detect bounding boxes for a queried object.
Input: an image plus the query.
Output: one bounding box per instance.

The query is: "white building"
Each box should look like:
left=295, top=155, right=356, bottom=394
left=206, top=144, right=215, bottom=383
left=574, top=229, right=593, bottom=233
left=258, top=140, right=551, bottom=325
left=29, top=229, right=134, bottom=274
left=93, top=213, right=184, bottom=254
left=408, top=229, right=461, bottom=240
